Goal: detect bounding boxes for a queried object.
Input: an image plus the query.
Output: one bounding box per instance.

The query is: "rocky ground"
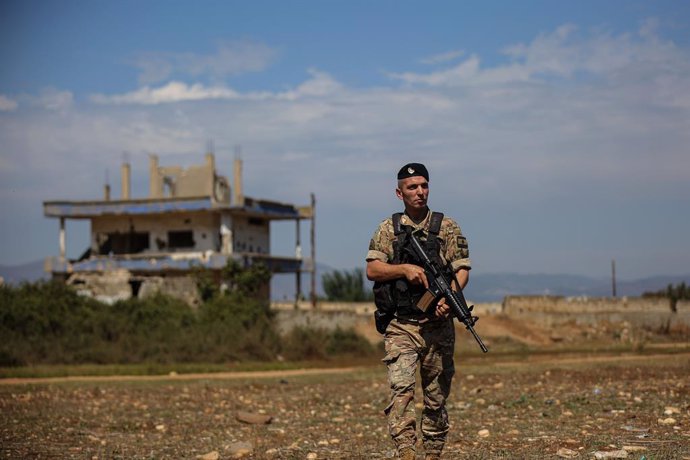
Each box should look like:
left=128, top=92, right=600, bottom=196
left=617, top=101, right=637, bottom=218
left=1, top=351, right=689, bottom=459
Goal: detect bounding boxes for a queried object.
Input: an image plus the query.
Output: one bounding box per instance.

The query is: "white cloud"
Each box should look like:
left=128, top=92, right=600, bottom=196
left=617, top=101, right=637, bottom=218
left=390, top=22, right=690, bottom=90
left=91, top=70, right=343, bottom=105
left=131, top=40, right=278, bottom=84
left=0, top=94, right=18, bottom=112
left=91, top=81, right=240, bottom=105
left=389, top=55, right=482, bottom=86
left=276, top=69, right=343, bottom=100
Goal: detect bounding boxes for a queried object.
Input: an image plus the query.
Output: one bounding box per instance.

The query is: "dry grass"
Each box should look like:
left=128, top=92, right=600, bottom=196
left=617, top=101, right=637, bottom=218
left=1, top=352, right=688, bottom=459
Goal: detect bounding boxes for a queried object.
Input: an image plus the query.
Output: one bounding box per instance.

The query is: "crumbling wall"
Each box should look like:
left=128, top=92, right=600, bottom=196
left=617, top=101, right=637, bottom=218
left=150, top=153, right=216, bottom=199
left=270, top=301, right=500, bottom=344
left=67, top=270, right=200, bottom=306
left=68, top=269, right=132, bottom=305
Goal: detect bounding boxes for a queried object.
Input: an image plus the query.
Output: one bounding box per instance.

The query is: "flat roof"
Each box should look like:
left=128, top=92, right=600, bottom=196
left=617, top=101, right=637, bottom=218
left=43, top=195, right=309, bottom=220
left=45, top=253, right=303, bottom=274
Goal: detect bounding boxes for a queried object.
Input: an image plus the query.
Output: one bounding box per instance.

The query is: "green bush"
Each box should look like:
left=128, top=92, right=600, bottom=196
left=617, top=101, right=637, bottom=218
left=326, top=328, right=375, bottom=356
left=0, top=263, right=375, bottom=367
left=281, top=326, right=375, bottom=361
left=0, top=280, right=106, bottom=365
left=0, top=276, right=279, bottom=366
left=642, top=282, right=689, bottom=312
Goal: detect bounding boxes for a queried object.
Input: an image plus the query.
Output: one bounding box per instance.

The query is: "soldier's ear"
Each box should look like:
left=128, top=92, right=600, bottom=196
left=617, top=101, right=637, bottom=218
left=395, top=187, right=403, bottom=200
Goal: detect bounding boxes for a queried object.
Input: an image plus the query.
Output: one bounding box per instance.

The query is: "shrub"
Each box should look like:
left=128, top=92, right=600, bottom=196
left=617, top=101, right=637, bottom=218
left=281, top=326, right=375, bottom=361
left=326, top=328, right=375, bottom=356
left=0, top=263, right=374, bottom=367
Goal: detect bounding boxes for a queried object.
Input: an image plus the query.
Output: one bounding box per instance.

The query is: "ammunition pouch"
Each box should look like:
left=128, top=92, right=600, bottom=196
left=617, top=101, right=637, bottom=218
left=371, top=211, right=445, bottom=334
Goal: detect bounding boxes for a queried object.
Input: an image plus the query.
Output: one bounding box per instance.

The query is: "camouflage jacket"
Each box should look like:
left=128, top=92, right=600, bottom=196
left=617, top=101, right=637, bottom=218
left=366, top=209, right=471, bottom=272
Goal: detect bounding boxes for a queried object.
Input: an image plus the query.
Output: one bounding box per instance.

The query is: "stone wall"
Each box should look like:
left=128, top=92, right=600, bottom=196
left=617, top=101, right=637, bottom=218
left=270, top=300, right=499, bottom=339
left=502, top=295, right=671, bottom=314
left=501, top=295, right=690, bottom=330
left=68, top=271, right=201, bottom=306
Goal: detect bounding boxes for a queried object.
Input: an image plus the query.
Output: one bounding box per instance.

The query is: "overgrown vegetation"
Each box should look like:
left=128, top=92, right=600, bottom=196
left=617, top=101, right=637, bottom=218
left=281, top=326, right=375, bottom=361
left=642, top=281, right=689, bottom=311
left=322, top=268, right=373, bottom=301
left=0, top=261, right=375, bottom=368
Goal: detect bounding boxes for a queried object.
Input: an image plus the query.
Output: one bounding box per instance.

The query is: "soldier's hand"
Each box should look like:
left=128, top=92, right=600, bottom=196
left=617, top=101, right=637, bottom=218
left=435, top=298, right=451, bottom=318
left=403, top=264, right=428, bottom=288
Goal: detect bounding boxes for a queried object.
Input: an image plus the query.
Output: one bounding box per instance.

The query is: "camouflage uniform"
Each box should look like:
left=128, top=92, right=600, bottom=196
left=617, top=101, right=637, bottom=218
left=367, top=210, right=471, bottom=457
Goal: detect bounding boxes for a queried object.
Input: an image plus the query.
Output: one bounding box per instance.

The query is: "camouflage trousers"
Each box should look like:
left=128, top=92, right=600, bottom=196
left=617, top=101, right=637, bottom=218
left=382, top=317, right=455, bottom=456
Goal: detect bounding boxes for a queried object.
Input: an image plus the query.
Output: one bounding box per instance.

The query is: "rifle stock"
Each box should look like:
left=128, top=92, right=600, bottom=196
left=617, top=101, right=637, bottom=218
left=408, top=230, right=488, bottom=353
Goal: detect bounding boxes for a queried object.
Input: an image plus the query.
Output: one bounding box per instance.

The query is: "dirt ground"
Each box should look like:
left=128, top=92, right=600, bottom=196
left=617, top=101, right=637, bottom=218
left=1, top=350, right=689, bottom=460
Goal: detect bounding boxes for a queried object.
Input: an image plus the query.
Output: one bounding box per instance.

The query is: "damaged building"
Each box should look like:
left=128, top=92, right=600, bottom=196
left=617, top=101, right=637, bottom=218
left=43, top=153, right=315, bottom=305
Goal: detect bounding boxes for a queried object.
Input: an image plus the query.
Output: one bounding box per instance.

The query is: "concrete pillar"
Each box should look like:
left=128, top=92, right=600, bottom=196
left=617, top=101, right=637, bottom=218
left=149, top=154, right=161, bottom=198
left=121, top=162, right=131, bottom=200
left=220, top=214, right=233, bottom=254
left=205, top=153, right=215, bottom=197
left=205, top=152, right=215, bottom=167
left=233, top=157, right=243, bottom=206
left=59, top=217, right=66, bottom=261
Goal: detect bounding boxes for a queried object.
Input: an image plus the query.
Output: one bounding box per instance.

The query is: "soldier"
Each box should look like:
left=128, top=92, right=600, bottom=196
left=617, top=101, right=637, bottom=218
left=366, top=163, right=471, bottom=460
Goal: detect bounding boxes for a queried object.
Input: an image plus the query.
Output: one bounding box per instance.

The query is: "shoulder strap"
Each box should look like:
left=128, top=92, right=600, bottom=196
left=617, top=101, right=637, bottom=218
left=428, top=212, right=444, bottom=235
left=392, top=212, right=404, bottom=236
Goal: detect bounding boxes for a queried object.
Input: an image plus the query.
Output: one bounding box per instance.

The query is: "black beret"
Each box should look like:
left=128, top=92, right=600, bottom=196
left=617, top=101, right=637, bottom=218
left=397, top=163, right=429, bottom=181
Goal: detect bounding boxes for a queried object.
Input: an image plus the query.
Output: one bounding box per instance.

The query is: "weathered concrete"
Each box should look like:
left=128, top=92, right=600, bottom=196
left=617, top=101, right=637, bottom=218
left=270, top=300, right=500, bottom=341
left=502, top=295, right=671, bottom=314
left=270, top=296, right=690, bottom=340
left=501, top=295, right=689, bottom=331
left=67, top=270, right=201, bottom=306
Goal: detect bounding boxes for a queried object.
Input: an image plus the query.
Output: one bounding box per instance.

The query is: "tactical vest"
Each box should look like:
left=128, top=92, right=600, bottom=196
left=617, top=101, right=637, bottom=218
left=373, top=211, right=445, bottom=319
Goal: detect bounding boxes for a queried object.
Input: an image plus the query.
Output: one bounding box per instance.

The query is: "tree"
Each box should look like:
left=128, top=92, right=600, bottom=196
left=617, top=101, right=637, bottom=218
left=642, top=281, right=690, bottom=313
left=322, top=268, right=373, bottom=302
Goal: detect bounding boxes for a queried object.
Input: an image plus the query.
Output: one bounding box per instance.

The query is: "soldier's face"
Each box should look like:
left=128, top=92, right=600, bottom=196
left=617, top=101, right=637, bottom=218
left=396, top=176, right=429, bottom=211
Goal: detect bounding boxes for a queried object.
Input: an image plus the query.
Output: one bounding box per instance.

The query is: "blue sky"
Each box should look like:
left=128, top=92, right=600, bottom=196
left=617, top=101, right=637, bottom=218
left=1, top=0, right=689, bottom=280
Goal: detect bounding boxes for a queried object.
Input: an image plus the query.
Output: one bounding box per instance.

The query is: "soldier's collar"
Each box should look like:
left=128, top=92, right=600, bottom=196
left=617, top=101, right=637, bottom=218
left=402, top=208, right=431, bottom=228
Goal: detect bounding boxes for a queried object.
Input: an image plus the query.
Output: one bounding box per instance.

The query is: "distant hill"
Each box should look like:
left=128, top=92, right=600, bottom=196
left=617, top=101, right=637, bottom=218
left=463, top=273, right=690, bottom=302
left=2, top=259, right=687, bottom=304
left=0, top=260, right=47, bottom=285
left=274, top=267, right=690, bottom=303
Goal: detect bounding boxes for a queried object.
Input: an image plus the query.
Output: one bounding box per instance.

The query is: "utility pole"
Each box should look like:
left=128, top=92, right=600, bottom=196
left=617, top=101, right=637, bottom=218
left=310, top=193, right=316, bottom=308
left=295, top=217, right=301, bottom=305
left=611, top=259, right=617, bottom=298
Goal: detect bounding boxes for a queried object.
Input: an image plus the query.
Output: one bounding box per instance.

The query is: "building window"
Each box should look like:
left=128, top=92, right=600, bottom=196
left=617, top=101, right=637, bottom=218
left=168, top=230, right=195, bottom=249
left=100, top=232, right=150, bottom=255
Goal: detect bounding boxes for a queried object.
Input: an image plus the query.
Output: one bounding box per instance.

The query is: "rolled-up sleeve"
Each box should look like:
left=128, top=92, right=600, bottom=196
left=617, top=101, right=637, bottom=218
left=366, top=249, right=388, bottom=263
left=365, top=219, right=394, bottom=263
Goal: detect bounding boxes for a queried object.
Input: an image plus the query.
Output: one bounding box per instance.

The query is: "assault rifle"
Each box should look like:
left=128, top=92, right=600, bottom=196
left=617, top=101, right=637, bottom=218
left=407, top=229, right=489, bottom=353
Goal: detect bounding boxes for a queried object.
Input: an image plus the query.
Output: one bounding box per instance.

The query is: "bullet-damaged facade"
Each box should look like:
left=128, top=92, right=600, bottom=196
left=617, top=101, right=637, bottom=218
left=43, top=153, right=315, bottom=305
